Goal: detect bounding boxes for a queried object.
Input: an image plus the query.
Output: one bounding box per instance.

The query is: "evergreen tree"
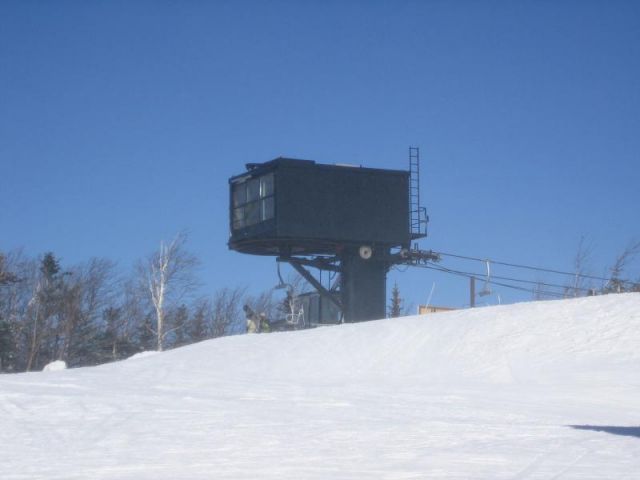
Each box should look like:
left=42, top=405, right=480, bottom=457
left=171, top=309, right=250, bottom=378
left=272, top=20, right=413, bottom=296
left=26, top=252, right=65, bottom=371
left=95, top=307, right=138, bottom=363
left=100, top=307, right=122, bottom=362
left=388, top=282, right=403, bottom=318
left=0, top=255, right=17, bottom=371
left=188, top=300, right=210, bottom=342
left=65, top=300, right=101, bottom=367
left=0, top=318, right=16, bottom=372
left=41, top=252, right=61, bottom=278
left=0, top=253, right=18, bottom=285
left=169, top=304, right=189, bottom=348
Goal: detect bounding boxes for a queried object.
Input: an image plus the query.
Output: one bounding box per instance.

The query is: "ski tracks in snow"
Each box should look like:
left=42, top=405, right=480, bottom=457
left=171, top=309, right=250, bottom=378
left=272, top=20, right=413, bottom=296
left=509, top=432, right=594, bottom=480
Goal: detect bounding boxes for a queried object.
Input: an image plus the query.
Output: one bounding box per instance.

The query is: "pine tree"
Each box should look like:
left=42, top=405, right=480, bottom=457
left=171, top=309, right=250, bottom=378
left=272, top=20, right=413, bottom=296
left=0, top=253, right=18, bottom=285
left=188, top=300, right=210, bottom=342
left=64, top=283, right=101, bottom=367
left=66, top=316, right=101, bottom=366
left=0, top=254, right=17, bottom=371
left=0, top=318, right=16, bottom=372
left=169, top=304, right=189, bottom=348
left=388, top=282, right=403, bottom=318
left=26, top=252, right=65, bottom=371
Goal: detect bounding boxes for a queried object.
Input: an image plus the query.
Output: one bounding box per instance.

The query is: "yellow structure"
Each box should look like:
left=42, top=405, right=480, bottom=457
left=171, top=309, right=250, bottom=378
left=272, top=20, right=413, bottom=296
left=418, top=305, right=457, bottom=315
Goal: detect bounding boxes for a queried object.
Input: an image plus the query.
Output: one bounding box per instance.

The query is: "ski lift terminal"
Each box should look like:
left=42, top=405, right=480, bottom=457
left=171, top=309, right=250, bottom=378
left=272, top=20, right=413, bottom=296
left=228, top=154, right=437, bottom=323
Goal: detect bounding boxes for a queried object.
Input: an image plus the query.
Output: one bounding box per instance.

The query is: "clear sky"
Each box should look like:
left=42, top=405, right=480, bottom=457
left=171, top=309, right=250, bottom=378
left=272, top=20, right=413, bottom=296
left=1, top=0, right=639, bottom=310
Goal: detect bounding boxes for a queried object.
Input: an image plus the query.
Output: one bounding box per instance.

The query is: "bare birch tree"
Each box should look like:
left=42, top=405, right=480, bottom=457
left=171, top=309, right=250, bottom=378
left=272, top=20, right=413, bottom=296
left=604, top=239, right=640, bottom=293
left=565, top=236, right=594, bottom=298
left=57, top=258, right=117, bottom=365
left=0, top=253, right=19, bottom=285
left=211, top=286, right=247, bottom=337
left=139, top=232, right=200, bottom=351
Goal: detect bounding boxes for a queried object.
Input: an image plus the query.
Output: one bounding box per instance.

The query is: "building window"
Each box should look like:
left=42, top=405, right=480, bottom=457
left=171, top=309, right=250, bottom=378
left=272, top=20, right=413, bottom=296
left=261, top=196, right=274, bottom=221
left=261, top=174, right=274, bottom=197
left=232, top=173, right=275, bottom=230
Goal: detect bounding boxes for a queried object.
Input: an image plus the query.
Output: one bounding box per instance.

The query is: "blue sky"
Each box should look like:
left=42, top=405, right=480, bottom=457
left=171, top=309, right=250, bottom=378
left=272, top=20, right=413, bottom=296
left=1, top=0, right=639, bottom=309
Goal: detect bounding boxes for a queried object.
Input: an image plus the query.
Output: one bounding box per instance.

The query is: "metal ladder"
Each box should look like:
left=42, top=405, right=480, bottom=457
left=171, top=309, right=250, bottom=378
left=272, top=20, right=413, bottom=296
left=409, top=146, right=428, bottom=239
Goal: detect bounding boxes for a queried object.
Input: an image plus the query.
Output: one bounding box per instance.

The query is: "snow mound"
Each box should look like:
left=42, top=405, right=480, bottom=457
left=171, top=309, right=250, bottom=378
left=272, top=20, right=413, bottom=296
left=42, top=360, right=67, bottom=372
left=127, top=350, right=160, bottom=361
left=1, top=293, right=639, bottom=479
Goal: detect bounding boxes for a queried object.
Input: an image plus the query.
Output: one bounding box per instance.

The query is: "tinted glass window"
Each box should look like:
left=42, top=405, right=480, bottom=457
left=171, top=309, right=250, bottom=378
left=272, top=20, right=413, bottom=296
left=232, top=207, right=245, bottom=229
left=261, top=173, right=274, bottom=198
left=232, top=184, right=246, bottom=207
left=244, top=201, right=260, bottom=225
left=231, top=173, right=276, bottom=231
left=262, top=196, right=274, bottom=221
left=246, top=178, right=260, bottom=202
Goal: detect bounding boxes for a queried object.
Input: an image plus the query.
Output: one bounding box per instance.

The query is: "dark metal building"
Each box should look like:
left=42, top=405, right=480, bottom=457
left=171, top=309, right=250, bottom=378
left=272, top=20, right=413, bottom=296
left=229, top=158, right=410, bottom=255
left=229, top=157, right=423, bottom=323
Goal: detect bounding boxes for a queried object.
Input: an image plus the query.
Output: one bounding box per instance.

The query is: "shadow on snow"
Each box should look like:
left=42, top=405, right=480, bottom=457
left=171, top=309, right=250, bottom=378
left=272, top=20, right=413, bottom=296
left=569, top=425, right=640, bottom=438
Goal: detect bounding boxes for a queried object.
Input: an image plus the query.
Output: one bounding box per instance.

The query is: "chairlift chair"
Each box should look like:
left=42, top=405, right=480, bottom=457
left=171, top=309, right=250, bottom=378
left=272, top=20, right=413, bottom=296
left=478, top=260, right=492, bottom=297
left=286, top=306, right=305, bottom=326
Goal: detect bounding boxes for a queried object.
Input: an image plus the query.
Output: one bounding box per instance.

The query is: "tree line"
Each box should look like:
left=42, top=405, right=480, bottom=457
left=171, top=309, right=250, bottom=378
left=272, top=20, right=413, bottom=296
left=0, top=233, right=285, bottom=373
left=2, top=234, right=637, bottom=373
left=561, top=238, right=640, bottom=298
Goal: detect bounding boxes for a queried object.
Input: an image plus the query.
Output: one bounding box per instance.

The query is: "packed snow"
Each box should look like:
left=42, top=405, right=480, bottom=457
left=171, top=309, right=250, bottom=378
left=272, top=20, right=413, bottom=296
left=1, top=294, right=639, bottom=479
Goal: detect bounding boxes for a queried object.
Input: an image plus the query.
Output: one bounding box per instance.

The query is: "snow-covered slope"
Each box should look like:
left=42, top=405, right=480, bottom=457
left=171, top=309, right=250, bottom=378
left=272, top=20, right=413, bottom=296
left=1, top=294, right=639, bottom=479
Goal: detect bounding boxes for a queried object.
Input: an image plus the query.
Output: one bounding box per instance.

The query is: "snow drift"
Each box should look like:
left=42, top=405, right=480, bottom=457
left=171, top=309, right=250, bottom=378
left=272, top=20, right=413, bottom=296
left=42, top=360, right=67, bottom=372
left=1, top=294, right=639, bottom=479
